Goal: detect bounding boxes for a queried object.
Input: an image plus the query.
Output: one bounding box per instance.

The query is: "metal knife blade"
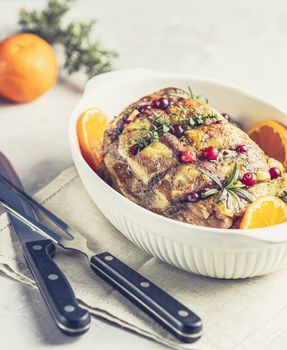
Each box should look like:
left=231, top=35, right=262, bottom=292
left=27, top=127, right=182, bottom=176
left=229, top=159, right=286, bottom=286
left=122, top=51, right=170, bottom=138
left=0, top=153, right=90, bottom=335
left=0, top=155, right=42, bottom=243
left=0, top=186, right=47, bottom=244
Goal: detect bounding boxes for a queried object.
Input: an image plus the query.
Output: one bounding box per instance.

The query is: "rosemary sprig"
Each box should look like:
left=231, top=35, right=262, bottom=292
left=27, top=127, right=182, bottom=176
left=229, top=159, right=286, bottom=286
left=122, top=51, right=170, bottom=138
left=18, top=0, right=117, bottom=79
left=187, top=86, right=209, bottom=104
left=198, top=167, right=223, bottom=189
left=225, top=162, right=239, bottom=188
left=169, top=86, right=208, bottom=104
left=199, top=163, right=253, bottom=209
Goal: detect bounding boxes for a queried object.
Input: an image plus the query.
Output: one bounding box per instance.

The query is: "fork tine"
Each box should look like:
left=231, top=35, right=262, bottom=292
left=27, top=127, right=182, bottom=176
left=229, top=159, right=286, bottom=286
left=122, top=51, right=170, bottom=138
left=0, top=200, right=66, bottom=244
left=0, top=174, right=74, bottom=239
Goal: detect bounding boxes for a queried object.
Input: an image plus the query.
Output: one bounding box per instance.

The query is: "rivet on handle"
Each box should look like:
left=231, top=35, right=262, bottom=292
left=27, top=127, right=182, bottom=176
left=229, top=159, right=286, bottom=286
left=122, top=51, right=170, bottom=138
left=48, top=274, right=58, bottom=280
left=140, top=282, right=150, bottom=288
left=178, top=310, right=189, bottom=317
left=64, top=305, right=75, bottom=313
left=33, top=244, right=42, bottom=251
left=104, top=255, right=114, bottom=261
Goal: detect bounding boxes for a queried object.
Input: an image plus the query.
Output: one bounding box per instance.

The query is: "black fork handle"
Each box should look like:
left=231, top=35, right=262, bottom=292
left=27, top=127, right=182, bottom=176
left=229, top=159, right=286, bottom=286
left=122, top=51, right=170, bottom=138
left=24, top=239, right=90, bottom=336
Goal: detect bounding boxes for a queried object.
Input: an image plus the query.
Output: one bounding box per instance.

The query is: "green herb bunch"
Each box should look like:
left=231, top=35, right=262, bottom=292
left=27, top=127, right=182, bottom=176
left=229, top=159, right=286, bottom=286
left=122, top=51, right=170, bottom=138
left=130, top=93, right=219, bottom=154
left=130, top=111, right=206, bottom=154
left=199, top=163, right=253, bottom=209
left=18, top=0, right=117, bottom=78
left=130, top=114, right=169, bottom=153
left=175, top=105, right=219, bottom=126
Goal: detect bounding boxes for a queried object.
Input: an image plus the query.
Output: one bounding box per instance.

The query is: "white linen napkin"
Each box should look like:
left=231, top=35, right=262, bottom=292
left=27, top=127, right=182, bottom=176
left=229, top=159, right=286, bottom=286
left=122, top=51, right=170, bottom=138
left=1, top=166, right=287, bottom=350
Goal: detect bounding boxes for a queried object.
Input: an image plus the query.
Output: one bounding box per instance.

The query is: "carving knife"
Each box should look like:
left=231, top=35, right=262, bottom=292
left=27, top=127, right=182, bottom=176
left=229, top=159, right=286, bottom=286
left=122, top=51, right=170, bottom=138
left=0, top=154, right=90, bottom=335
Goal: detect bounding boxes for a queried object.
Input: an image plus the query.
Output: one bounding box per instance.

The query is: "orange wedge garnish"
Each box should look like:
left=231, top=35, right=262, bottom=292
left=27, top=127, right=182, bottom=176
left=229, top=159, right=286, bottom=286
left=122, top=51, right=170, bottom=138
left=247, top=120, right=287, bottom=167
left=77, top=108, right=108, bottom=172
left=239, top=196, right=287, bottom=229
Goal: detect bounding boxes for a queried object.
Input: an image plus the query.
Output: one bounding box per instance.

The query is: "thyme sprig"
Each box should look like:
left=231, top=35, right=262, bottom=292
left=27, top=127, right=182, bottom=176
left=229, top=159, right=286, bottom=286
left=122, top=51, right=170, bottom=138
left=199, top=163, right=253, bottom=209
left=130, top=109, right=217, bottom=154
left=176, top=105, right=219, bottom=126
left=169, top=86, right=209, bottom=104
left=130, top=113, right=175, bottom=153
left=130, top=127, right=160, bottom=153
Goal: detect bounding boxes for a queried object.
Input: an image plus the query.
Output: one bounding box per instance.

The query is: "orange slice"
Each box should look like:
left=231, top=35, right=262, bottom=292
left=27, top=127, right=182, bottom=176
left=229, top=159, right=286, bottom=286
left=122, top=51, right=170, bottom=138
left=77, top=108, right=108, bottom=172
left=247, top=120, right=287, bottom=167
left=239, top=196, right=287, bottom=229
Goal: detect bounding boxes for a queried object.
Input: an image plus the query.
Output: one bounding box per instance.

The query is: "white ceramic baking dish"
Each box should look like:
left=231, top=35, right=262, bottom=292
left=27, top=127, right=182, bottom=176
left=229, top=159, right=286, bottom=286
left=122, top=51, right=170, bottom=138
left=69, top=68, right=287, bottom=279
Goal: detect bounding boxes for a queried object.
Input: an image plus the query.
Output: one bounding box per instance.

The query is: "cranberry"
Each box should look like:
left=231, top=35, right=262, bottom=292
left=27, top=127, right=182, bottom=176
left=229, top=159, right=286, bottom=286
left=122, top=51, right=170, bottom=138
left=124, top=120, right=132, bottom=126
left=151, top=97, right=170, bottom=110
left=187, top=192, right=200, bottom=202
left=236, top=144, right=248, bottom=153
left=242, top=172, right=257, bottom=186
left=137, top=104, right=151, bottom=113
left=171, top=124, right=184, bottom=138
left=221, top=113, right=231, bottom=121
left=134, top=114, right=142, bottom=120
left=180, top=150, right=196, bottom=164
left=214, top=120, right=224, bottom=125
left=177, top=97, right=186, bottom=103
left=129, top=144, right=138, bottom=155
left=203, top=146, right=219, bottom=161
left=269, top=167, right=281, bottom=179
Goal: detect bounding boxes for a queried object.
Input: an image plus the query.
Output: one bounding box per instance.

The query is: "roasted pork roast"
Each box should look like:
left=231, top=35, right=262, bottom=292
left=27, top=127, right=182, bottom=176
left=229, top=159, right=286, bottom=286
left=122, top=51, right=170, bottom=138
left=100, top=88, right=287, bottom=228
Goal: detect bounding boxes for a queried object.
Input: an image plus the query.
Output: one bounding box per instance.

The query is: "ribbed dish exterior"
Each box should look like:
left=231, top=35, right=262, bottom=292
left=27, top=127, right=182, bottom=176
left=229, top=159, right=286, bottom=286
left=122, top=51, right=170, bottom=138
left=93, top=195, right=287, bottom=279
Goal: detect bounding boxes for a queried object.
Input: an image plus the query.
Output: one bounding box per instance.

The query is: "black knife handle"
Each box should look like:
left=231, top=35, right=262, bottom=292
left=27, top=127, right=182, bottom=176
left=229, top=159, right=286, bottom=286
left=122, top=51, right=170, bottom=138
left=24, top=239, right=90, bottom=336
left=90, top=252, right=202, bottom=343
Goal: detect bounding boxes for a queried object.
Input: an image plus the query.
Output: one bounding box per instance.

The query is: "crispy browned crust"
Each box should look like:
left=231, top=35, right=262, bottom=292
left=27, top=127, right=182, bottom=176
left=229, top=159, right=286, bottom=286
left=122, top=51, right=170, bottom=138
left=101, top=88, right=287, bottom=228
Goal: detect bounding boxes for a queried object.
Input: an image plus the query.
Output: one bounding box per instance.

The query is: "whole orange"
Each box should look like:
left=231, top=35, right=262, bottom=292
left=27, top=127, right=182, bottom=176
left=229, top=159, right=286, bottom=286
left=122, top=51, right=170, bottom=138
left=0, top=33, right=58, bottom=102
